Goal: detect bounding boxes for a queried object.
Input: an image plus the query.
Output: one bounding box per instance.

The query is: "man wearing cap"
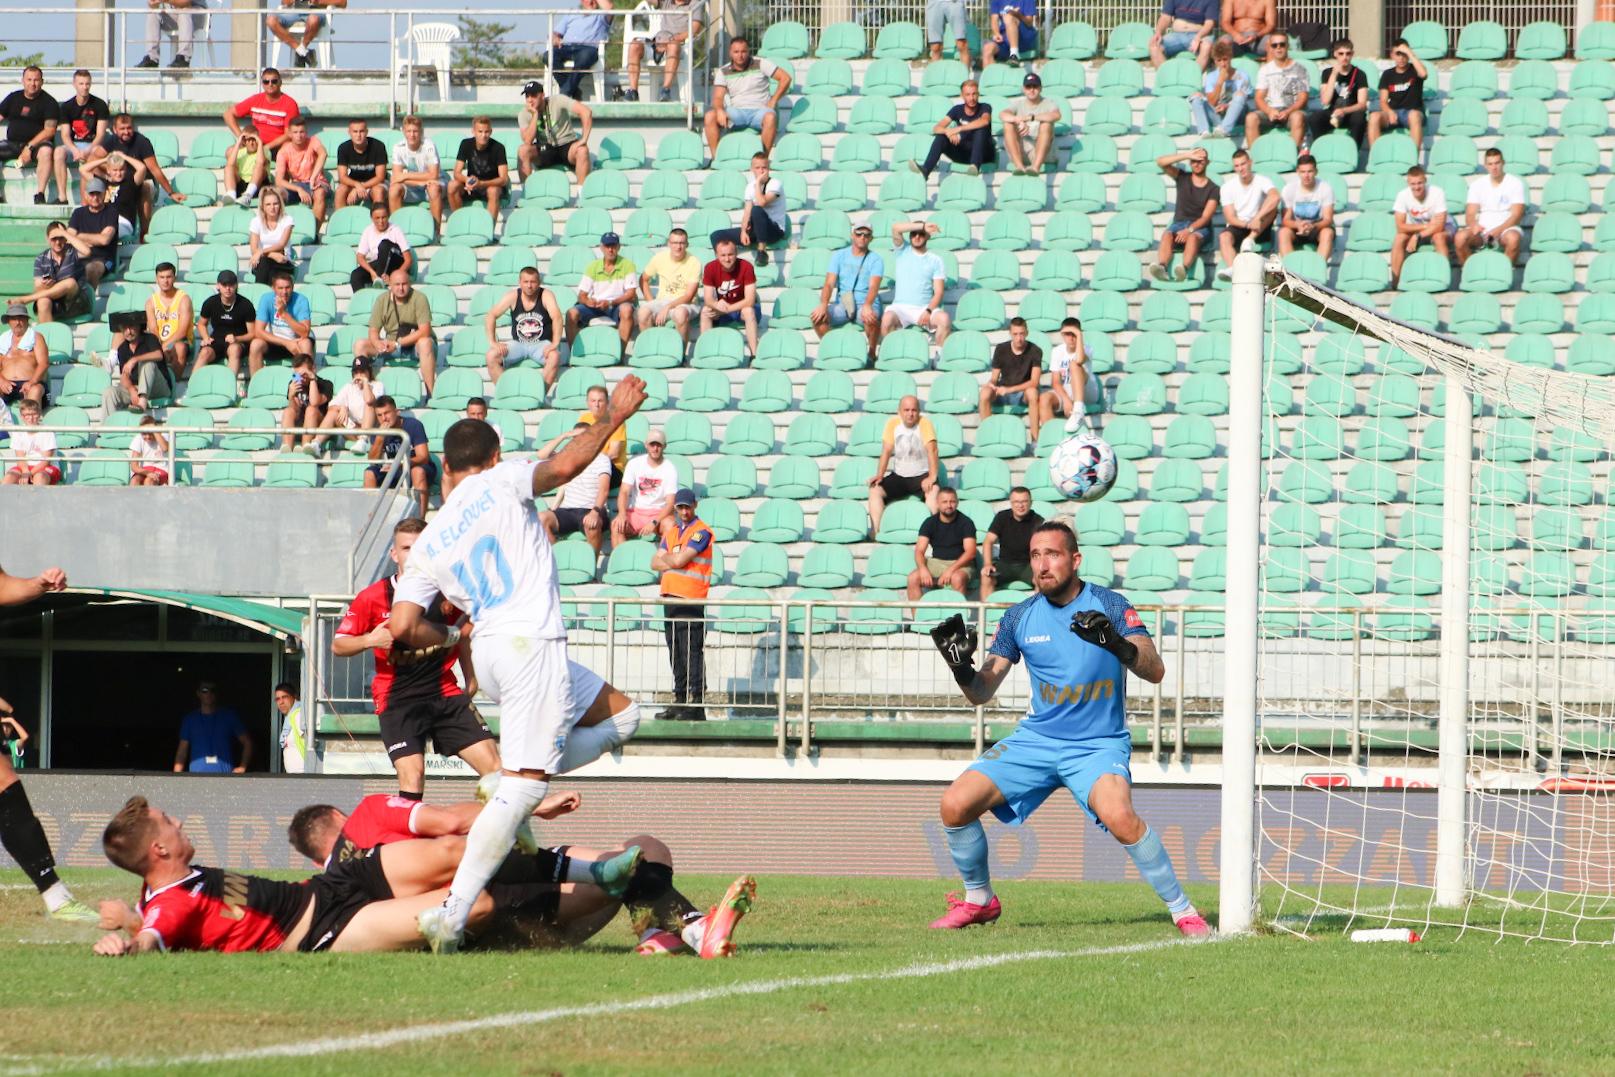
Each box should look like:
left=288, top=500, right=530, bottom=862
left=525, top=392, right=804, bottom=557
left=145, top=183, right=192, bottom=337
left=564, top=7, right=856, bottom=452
left=698, top=238, right=759, bottom=359
left=613, top=428, right=678, bottom=544
left=11, top=223, right=85, bottom=324
left=912, top=79, right=995, bottom=182
left=1000, top=74, right=1060, bottom=177
left=0, top=304, right=49, bottom=409
left=880, top=220, right=951, bottom=349
left=174, top=681, right=251, bottom=775
left=196, top=270, right=257, bottom=375
left=64, top=177, right=119, bottom=290
left=810, top=223, right=884, bottom=362
left=102, top=312, right=171, bottom=414
left=636, top=228, right=701, bottom=351
left=517, top=81, right=593, bottom=184
left=568, top=232, right=639, bottom=350
left=485, top=265, right=563, bottom=391
left=355, top=267, right=437, bottom=395
left=652, top=489, right=713, bottom=721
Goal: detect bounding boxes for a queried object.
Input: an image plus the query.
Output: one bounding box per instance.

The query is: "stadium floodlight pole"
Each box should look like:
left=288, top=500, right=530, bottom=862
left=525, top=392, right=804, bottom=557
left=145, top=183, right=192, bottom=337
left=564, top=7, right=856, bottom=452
left=1218, top=251, right=1265, bottom=935
left=1436, top=375, right=1473, bottom=906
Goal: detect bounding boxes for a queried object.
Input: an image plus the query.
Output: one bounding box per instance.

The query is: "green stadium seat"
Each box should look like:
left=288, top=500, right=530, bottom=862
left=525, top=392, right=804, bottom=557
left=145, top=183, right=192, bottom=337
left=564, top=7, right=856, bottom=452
left=1396, top=250, right=1450, bottom=293
left=1122, top=547, right=1178, bottom=591
left=1448, top=293, right=1501, bottom=333
left=866, top=19, right=920, bottom=59
left=670, top=368, right=725, bottom=412
left=1268, top=503, right=1323, bottom=548
left=1570, top=59, right=1615, bottom=101
left=712, top=130, right=765, bottom=171
left=760, top=19, right=809, bottom=59
left=66, top=452, right=125, bottom=487
left=596, top=131, right=646, bottom=171
left=576, top=170, right=629, bottom=211
left=1140, top=289, right=1194, bottom=332
left=1458, top=250, right=1513, bottom=293
left=937, top=172, right=988, bottom=213
left=1105, top=21, right=1152, bottom=59
left=1509, top=59, right=1560, bottom=100
left=875, top=500, right=928, bottom=545
left=1520, top=252, right=1574, bottom=295
left=814, top=21, right=864, bottom=59
left=1448, top=60, right=1498, bottom=100
left=1274, top=460, right=1332, bottom=504
left=1401, top=20, right=1448, bottom=60
left=1366, top=132, right=1417, bottom=174
left=1161, top=414, right=1217, bottom=460
left=1097, top=415, right=1149, bottom=461
left=1428, top=134, right=1478, bottom=176
left=719, top=412, right=776, bottom=458
left=1047, top=20, right=1097, bottom=59
left=920, top=58, right=969, bottom=97
left=1148, top=458, right=1203, bottom=502
left=1124, top=331, right=1176, bottom=374
left=662, top=413, right=712, bottom=455
left=763, top=456, right=819, bottom=499
left=1439, top=97, right=1490, bottom=136
left=1456, top=19, right=1507, bottom=60
left=519, top=170, right=572, bottom=212
left=699, top=456, right=754, bottom=499
left=1055, top=174, right=1107, bottom=216
left=1075, top=291, right=1126, bottom=332
left=1294, top=415, right=1345, bottom=459
left=145, top=204, right=197, bottom=244
left=1581, top=292, right=1615, bottom=334
left=1100, top=210, right=1153, bottom=253
left=1334, top=252, right=1388, bottom=293
left=1112, top=175, right=1164, bottom=217
left=1345, top=213, right=1394, bottom=253
left=794, top=545, right=855, bottom=589
left=1066, top=132, right=1120, bottom=175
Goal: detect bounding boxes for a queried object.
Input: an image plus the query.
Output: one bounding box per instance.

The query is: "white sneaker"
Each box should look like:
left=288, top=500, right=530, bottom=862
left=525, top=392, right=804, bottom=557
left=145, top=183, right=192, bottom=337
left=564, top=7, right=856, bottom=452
left=1147, top=262, right=1168, bottom=282
left=349, top=436, right=370, bottom=455
left=416, top=905, right=463, bottom=954
left=1063, top=411, right=1090, bottom=435
left=1173, top=263, right=1187, bottom=282
left=1216, top=265, right=1234, bottom=283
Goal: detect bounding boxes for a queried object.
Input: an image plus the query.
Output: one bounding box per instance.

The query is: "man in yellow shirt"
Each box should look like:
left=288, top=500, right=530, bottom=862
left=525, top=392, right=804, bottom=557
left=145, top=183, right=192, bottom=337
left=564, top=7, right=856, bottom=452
left=635, top=228, right=700, bottom=352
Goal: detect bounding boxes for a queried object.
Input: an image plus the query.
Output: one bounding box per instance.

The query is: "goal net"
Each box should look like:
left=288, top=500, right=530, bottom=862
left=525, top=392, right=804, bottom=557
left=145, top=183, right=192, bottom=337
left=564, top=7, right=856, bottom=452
left=1229, top=256, right=1615, bottom=943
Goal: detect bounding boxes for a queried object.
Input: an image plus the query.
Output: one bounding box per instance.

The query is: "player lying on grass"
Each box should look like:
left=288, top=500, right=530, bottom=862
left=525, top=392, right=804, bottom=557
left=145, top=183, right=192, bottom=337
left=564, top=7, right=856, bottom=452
left=287, top=792, right=755, bottom=956
left=928, top=520, right=1210, bottom=937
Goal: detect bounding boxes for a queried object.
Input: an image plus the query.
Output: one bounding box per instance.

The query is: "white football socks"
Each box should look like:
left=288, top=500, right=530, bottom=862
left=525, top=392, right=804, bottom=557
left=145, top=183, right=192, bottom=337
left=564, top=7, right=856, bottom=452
left=556, top=703, right=641, bottom=773
left=41, top=881, right=72, bottom=913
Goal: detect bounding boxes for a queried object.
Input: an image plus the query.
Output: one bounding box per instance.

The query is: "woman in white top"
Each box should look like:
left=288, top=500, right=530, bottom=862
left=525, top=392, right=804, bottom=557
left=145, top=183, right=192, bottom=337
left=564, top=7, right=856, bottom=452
left=249, top=188, right=295, bottom=285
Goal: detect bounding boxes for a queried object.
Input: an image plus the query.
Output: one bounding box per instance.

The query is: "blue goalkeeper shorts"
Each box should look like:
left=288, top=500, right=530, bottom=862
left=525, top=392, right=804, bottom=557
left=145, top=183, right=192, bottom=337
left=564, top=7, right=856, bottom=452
left=968, top=724, right=1132, bottom=830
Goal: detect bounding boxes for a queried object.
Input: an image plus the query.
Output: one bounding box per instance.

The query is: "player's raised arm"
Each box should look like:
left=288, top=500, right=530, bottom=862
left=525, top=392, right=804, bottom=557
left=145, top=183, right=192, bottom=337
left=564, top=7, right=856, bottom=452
left=929, top=613, right=1014, bottom=706
left=531, top=376, right=648, bottom=498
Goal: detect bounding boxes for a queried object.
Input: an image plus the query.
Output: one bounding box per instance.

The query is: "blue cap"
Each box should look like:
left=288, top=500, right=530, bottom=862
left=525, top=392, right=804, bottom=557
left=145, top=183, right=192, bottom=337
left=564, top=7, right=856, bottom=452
left=674, top=487, right=697, bottom=507
left=600, top=231, right=620, bottom=246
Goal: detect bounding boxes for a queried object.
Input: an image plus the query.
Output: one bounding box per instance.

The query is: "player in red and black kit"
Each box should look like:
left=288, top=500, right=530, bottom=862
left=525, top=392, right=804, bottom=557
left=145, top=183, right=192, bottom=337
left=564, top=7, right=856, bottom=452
left=334, top=517, right=500, bottom=798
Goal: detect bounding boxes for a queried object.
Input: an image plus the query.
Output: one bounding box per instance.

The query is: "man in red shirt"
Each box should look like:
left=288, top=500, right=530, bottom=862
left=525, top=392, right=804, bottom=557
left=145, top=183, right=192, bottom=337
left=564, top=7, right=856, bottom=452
left=222, top=68, right=300, bottom=155
left=697, top=238, right=759, bottom=358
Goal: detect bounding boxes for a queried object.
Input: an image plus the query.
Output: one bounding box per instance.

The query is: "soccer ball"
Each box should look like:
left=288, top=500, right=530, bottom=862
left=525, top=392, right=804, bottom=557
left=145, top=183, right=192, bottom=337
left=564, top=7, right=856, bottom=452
left=1048, top=433, right=1118, bottom=502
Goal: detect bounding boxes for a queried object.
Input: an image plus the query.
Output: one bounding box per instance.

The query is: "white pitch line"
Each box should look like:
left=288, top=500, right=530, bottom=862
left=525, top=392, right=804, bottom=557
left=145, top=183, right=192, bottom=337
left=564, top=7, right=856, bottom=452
left=2, top=937, right=1213, bottom=1074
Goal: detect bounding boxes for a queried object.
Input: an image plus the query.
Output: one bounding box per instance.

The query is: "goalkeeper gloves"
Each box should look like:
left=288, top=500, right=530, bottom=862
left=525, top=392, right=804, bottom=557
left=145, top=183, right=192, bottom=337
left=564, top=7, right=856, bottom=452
left=1070, top=611, right=1138, bottom=666
left=929, top=613, right=979, bottom=689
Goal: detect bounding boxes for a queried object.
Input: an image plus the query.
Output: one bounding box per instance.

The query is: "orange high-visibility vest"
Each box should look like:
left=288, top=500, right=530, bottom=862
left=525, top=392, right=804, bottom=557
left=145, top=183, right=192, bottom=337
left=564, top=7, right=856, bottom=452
left=659, top=518, right=713, bottom=600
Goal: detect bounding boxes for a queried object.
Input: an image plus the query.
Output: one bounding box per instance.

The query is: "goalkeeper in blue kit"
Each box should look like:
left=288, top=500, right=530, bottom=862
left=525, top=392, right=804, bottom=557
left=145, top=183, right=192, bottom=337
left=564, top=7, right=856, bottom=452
left=927, top=520, right=1209, bottom=936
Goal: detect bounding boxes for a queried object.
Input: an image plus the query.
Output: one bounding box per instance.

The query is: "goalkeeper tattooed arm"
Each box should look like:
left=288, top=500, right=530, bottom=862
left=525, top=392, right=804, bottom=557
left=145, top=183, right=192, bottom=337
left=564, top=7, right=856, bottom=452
left=929, top=613, right=1015, bottom=706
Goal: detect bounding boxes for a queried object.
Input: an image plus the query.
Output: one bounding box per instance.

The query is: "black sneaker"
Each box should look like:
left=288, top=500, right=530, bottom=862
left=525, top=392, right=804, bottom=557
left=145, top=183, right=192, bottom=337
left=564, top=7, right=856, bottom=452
left=624, top=90, right=639, bottom=101
left=33, top=193, right=45, bottom=205
left=755, top=247, right=769, bottom=267
left=293, top=50, right=307, bottom=68
left=304, top=50, right=318, bottom=69
left=170, top=56, right=189, bottom=69
left=658, top=86, right=673, bottom=102
left=136, top=56, right=159, bottom=68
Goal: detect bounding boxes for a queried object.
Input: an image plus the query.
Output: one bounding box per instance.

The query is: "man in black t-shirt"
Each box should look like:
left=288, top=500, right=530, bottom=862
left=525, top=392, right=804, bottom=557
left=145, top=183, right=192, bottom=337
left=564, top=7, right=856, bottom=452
left=1368, top=39, right=1428, bottom=150
left=64, top=178, right=120, bottom=288
left=101, top=318, right=173, bottom=413
left=54, top=70, right=109, bottom=204
left=979, top=315, right=1043, bottom=441
left=197, top=271, right=258, bottom=375
left=908, top=486, right=979, bottom=600
left=335, top=119, right=389, bottom=209
left=1151, top=147, right=1219, bottom=284
left=0, top=66, right=61, bottom=206
left=916, top=79, right=995, bottom=180
left=448, top=116, right=510, bottom=215
left=982, top=487, right=1043, bottom=598
left=1305, top=38, right=1370, bottom=148
left=83, top=113, right=185, bottom=239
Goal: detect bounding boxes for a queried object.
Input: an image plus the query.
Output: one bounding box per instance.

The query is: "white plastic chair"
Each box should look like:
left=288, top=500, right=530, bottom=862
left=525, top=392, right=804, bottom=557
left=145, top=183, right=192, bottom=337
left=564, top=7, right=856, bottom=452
left=270, top=11, right=335, bottom=71
left=394, top=22, right=460, bottom=102
left=620, top=2, right=663, bottom=98
left=162, top=3, right=216, bottom=68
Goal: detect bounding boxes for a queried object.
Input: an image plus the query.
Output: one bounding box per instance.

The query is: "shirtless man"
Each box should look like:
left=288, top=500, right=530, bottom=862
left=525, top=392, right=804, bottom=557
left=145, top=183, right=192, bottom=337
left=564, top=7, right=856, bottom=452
left=0, top=303, right=49, bottom=409
left=1219, top=0, right=1275, bottom=58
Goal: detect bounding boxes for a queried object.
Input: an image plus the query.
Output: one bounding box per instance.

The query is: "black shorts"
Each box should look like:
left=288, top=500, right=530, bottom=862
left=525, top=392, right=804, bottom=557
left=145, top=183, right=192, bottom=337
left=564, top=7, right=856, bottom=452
left=367, top=457, right=439, bottom=486
left=879, top=472, right=926, bottom=502
left=553, top=506, right=602, bottom=535
left=300, top=851, right=393, bottom=952
left=1227, top=223, right=1274, bottom=249
left=260, top=340, right=297, bottom=363
left=0, top=383, right=47, bottom=407
left=530, top=140, right=580, bottom=170
left=379, top=694, right=492, bottom=762
left=1286, top=224, right=1323, bottom=246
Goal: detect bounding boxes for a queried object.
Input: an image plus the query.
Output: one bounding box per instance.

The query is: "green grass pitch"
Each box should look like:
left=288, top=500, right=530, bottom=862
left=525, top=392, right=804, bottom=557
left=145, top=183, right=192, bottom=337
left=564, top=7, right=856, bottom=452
left=5, top=869, right=1614, bottom=1075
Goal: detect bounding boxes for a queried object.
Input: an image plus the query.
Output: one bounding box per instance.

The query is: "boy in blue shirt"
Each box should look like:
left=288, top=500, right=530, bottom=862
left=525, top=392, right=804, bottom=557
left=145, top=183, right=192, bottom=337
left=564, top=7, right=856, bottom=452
left=928, top=520, right=1209, bottom=936
left=982, top=0, right=1039, bottom=66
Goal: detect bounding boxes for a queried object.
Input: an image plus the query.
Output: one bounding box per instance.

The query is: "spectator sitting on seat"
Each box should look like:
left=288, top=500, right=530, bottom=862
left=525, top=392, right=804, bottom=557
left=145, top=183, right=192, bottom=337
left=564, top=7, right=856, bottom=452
left=1040, top=317, right=1102, bottom=433
left=1389, top=165, right=1452, bottom=289
left=880, top=220, right=951, bottom=349
left=145, top=261, right=193, bottom=379
left=279, top=353, right=332, bottom=454
left=1000, top=73, right=1059, bottom=177
left=702, top=36, right=791, bottom=164
left=868, top=394, right=940, bottom=537
left=0, top=304, right=49, bottom=409
left=246, top=270, right=314, bottom=375
left=1190, top=41, right=1252, bottom=138
left=1150, top=0, right=1217, bottom=68
left=576, top=381, right=628, bottom=482
left=335, top=119, right=388, bottom=209
left=54, top=70, right=108, bottom=204
left=1306, top=38, right=1370, bottom=149
left=1215, top=148, right=1279, bottom=281
left=912, top=79, right=995, bottom=182
left=981, top=486, right=1042, bottom=599
left=273, top=117, right=329, bottom=234
left=266, top=0, right=346, bottom=70
left=517, top=81, right=592, bottom=184
left=810, top=222, right=884, bottom=361
left=102, top=315, right=172, bottom=414
left=0, top=66, right=61, bottom=206
left=463, top=396, right=501, bottom=443
left=1150, top=147, right=1219, bottom=282
left=550, top=0, right=612, bottom=100
left=982, top=0, right=1038, bottom=67
left=486, top=265, right=563, bottom=389
left=979, top=316, right=1043, bottom=440
left=1455, top=147, right=1528, bottom=268
left=350, top=202, right=412, bottom=291
left=63, top=177, right=119, bottom=291
left=925, top=0, right=973, bottom=69
left=1219, top=0, right=1275, bottom=58
left=83, top=113, right=184, bottom=238
left=636, top=228, right=701, bottom=351
left=1367, top=38, right=1428, bottom=150
left=538, top=422, right=612, bottom=563
left=698, top=238, right=760, bottom=358
left=907, top=486, right=977, bottom=601
left=195, top=269, right=255, bottom=375
left=612, top=427, right=677, bottom=544
left=1247, top=32, right=1308, bottom=148
left=313, top=356, right=381, bottom=455
left=623, top=0, right=702, bottom=102
left=388, top=114, right=443, bottom=228
left=80, top=150, right=146, bottom=244
left=140, top=0, right=205, bottom=70
left=223, top=68, right=299, bottom=155
left=248, top=186, right=295, bottom=285
left=225, top=131, right=267, bottom=208
left=709, top=152, right=786, bottom=267
left=567, top=231, right=638, bottom=349
left=12, top=224, right=85, bottom=323
left=447, top=115, right=510, bottom=216
left=364, top=395, right=433, bottom=516
left=2, top=399, right=59, bottom=487
left=128, top=415, right=170, bottom=487
left=1278, top=154, right=1335, bottom=259
left=355, top=267, right=437, bottom=393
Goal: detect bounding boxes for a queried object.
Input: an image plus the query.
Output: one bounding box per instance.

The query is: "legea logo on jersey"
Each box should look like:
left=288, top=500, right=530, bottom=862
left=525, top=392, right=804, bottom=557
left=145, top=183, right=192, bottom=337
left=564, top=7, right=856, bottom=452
left=1039, top=678, right=1115, bottom=704
left=1025, top=634, right=1051, bottom=644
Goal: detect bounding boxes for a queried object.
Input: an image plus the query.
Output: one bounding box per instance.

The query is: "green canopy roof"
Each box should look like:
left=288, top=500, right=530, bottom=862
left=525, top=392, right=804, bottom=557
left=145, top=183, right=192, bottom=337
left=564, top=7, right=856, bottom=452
left=81, top=589, right=305, bottom=640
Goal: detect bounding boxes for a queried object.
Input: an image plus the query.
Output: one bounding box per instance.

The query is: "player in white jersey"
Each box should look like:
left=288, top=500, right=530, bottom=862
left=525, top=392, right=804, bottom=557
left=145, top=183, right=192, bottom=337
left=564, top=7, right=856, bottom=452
left=391, top=375, right=648, bottom=952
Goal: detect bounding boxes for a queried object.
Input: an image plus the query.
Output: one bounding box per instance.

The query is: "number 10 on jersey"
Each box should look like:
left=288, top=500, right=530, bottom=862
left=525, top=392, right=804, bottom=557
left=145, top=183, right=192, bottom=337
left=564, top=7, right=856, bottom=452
left=450, top=535, right=515, bottom=619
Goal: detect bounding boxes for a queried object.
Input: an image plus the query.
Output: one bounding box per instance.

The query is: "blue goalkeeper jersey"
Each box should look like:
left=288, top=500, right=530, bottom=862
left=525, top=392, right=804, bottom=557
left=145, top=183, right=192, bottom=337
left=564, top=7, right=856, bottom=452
left=988, top=582, right=1150, bottom=747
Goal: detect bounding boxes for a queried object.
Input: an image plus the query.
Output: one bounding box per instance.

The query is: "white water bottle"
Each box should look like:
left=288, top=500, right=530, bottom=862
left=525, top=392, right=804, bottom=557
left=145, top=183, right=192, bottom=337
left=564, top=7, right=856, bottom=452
left=1349, top=927, right=1420, bottom=943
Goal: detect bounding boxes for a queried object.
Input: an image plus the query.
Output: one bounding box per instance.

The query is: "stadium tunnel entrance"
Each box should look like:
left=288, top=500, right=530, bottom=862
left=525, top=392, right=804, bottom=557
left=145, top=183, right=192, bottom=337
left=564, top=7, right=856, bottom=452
left=0, top=590, right=303, bottom=772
